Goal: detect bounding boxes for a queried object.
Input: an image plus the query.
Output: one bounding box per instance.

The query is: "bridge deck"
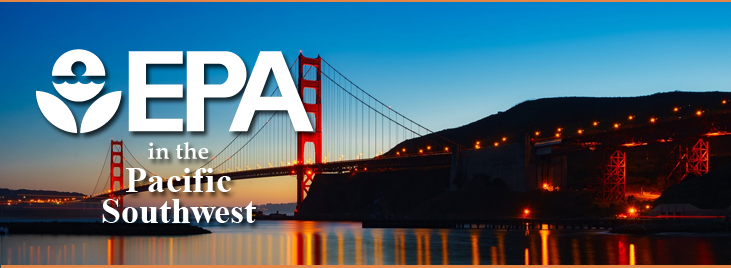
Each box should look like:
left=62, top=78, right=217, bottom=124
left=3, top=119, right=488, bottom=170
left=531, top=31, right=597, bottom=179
left=95, top=152, right=452, bottom=198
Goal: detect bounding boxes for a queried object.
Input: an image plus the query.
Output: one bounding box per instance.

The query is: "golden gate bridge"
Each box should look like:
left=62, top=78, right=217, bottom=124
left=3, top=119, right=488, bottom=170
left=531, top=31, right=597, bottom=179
left=85, top=53, right=731, bottom=214
left=87, top=53, right=464, bottom=213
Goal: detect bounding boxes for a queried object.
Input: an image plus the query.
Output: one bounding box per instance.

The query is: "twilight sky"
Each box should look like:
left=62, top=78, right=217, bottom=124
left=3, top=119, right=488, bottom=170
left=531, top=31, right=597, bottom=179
left=1, top=3, right=731, bottom=206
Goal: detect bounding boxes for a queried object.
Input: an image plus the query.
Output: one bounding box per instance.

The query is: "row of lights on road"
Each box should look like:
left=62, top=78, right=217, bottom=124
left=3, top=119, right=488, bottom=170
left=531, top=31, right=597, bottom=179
left=531, top=102, right=726, bottom=139
left=396, top=145, right=451, bottom=156
left=472, top=100, right=728, bottom=149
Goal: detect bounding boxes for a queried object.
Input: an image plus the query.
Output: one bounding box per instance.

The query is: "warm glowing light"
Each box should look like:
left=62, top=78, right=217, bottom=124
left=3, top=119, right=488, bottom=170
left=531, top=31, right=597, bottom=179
left=427, top=146, right=431, bottom=150
left=622, top=142, right=648, bottom=147
left=557, top=128, right=562, bottom=132
left=696, top=110, right=703, bottom=116
left=614, top=123, right=620, bottom=129
left=502, top=137, right=507, bottom=142
left=523, top=209, right=530, bottom=215
left=628, top=115, right=634, bottom=120
left=577, top=129, right=583, bottom=134
left=444, top=147, right=449, bottom=152
left=419, top=149, right=424, bottom=153
left=542, top=183, right=549, bottom=190
left=705, top=131, right=730, bottom=137
left=555, top=133, right=560, bottom=137
left=535, top=131, right=540, bottom=136
left=396, top=152, right=400, bottom=156
left=673, top=107, right=679, bottom=112
left=475, top=144, right=481, bottom=149
left=593, top=121, right=598, bottom=126
left=402, top=148, right=406, bottom=152
left=306, top=170, right=312, bottom=175
left=494, top=142, right=499, bottom=147
left=645, top=205, right=651, bottom=209
left=723, top=100, right=728, bottom=105
left=650, top=117, right=656, bottom=123
left=628, top=208, right=636, bottom=214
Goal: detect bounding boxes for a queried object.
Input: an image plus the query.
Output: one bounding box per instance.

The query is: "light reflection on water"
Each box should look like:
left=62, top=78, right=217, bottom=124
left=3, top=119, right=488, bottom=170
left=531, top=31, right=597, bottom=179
left=2, top=220, right=731, bottom=265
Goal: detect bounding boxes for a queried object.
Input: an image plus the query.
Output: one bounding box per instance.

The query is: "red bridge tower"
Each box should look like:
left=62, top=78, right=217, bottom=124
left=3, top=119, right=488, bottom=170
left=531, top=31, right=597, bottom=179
left=110, top=140, right=124, bottom=212
left=295, top=54, right=322, bottom=214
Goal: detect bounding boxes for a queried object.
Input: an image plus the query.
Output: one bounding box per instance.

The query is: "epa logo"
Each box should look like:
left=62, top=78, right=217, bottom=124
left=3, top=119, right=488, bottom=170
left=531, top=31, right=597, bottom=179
left=36, top=49, right=122, bottom=133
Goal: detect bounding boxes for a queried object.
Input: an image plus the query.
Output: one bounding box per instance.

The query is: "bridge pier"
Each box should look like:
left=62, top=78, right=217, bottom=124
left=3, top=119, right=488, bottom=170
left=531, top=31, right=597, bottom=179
left=667, top=137, right=709, bottom=186
left=601, top=148, right=626, bottom=202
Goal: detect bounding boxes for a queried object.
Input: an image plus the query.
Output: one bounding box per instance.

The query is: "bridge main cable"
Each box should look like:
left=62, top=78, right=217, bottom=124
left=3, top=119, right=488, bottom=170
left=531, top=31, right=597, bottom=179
left=321, top=57, right=465, bottom=149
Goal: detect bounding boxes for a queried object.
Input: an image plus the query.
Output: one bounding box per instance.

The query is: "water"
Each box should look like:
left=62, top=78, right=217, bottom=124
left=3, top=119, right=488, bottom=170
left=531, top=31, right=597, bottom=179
left=2, top=220, right=730, bottom=265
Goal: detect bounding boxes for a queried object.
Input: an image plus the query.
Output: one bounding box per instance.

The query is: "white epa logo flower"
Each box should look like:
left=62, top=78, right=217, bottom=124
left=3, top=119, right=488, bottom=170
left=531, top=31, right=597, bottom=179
left=36, top=49, right=121, bottom=133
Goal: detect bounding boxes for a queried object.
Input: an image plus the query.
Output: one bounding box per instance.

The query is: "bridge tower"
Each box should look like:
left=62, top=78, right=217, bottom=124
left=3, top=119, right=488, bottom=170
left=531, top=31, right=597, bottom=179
left=601, top=149, right=626, bottom=202
left=295, top=53, right=323, bottom=214
left=110, top=140, right=124, bottom=212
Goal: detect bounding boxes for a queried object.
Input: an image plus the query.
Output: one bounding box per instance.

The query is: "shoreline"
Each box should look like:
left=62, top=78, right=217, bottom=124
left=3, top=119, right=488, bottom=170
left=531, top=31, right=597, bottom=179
left=0, top=221, right=211, bottom=236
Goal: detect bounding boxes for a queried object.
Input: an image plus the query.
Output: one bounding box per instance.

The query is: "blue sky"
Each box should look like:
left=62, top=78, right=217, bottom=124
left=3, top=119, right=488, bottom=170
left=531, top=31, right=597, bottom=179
left=1, top=3, right=731, bottom=205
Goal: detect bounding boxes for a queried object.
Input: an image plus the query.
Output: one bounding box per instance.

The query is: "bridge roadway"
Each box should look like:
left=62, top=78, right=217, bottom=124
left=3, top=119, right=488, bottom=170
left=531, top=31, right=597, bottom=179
left=94, top=152, right=453, bottom=198
left=534, top=110, right=731, bottom=152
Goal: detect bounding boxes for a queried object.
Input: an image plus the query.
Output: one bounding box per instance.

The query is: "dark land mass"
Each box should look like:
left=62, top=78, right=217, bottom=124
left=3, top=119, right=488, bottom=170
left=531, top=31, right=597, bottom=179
left=655, top=161, right=731, bottom=209
left=0, top=202, right=102, bottom=220
left=300, top=92, right=731, bottom=220
left=257, top=202, right=297, bottom=216
left=298, top=168, right=615, bottom=220
left=0, top=222, right=211, bottom=236
left=0, top=188, right=85, bottom=200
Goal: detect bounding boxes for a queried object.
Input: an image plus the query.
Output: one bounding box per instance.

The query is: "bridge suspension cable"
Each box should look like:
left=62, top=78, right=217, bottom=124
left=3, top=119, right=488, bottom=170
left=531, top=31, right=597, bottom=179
left=90, top=143, right=111, bottom=196
left=189, top=55, right=459, bottom=176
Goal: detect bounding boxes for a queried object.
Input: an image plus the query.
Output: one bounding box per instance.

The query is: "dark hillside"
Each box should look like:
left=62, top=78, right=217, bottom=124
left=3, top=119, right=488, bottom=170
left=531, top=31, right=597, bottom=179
left=393, top=91, right=731, bottom=153
left=654, top=163, right=731, bottom=209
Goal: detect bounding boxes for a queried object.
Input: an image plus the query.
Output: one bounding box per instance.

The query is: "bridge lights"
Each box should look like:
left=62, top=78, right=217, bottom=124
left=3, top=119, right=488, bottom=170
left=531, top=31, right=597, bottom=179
left=673, top=107, right=679, bottom=112
left=396, top=152, right=400, bottom=156
left=723, top=100, right=727, bottom=105
left=494, top=142, right=499, bottom=147
left=444, top=147, right=449, bottom=152
left=419, top=149, right=424, bottom=154
left=593, top=121, right=599, bottom=127
left=427, top=146, right=431, bottom=150
left=535, top=131, right=540, bottom=137
left=402, top=148, right=406, bottom=153
left=475, top=141, right=481, bottom=149
left=696, top=110, right=703, bottom=116
left=650, top=118, right=656, bottom=123
left=502, top=137, right=507, bottom=142
left=628, top=207, right=636, bottom=215
left=306, top=170, right=312, bottom=175
left=523, top=209, right=531, bottom=217
left=614, top=123, right=620, bottom=129
left=555, top=133, right=560, bottom=138
left=577, top=129, right=583, bottom=135
left=557, top=128, right=563, bottom=132
left=628, top=115, right=634, bottom=120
